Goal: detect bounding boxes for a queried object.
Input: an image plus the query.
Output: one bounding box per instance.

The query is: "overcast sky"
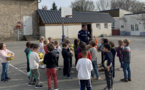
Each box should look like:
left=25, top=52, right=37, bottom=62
left=39, top=0, right=145, bottom=10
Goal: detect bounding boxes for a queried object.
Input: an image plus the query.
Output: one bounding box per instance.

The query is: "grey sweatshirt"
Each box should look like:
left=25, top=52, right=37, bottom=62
left=88, top=47, right=97, bottom=61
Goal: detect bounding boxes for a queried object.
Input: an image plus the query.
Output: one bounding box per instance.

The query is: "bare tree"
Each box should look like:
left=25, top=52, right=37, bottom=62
left=111, top=0, right=144, bottom=13
left=42, top=5, right=48, bottom=10
left=96, top=0, right=111, bottom=11
left=71, top=0, right=95, bottom=11
left=138, top=14, right=145, bottom=23
left=96, top=0, right=144, bottom=13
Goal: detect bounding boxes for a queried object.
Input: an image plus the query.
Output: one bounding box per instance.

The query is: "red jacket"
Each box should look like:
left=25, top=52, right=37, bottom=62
left=44, top=45, right=48, bottom=54
left=78, top=51, right=92, bottom=60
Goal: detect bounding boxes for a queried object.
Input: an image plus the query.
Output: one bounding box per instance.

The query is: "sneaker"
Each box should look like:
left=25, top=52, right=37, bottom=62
left=67, top=76, right=73, bottom=79
left=104, top=87, right=108, bottom=90
left=104, top=87, right=112, bottom=90
left=96, top=77, right=101, bottom=80
left=28, top=83, right=35, bottom=86
left=128, top=78, right=132, bottom=81
left=5, top=77, right=11, bottom=80
left=35, top=84, right=43, bottom=88
left=48, top=88, right=52, bottom=90
left=1, top=79, right=8, bottom=82
left=121, top=79, right=128, bottom=82
left=54, top=87, right=59, bottom=90
left=63, top=76, right=67, bottom=79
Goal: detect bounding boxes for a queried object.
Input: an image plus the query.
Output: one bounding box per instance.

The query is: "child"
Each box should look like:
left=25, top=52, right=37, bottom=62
left=98, top=38, right=104, bottom=67
left=48, top=37, right=52, bottom=43
left=43, top=43, right=58, bottom=90
left=62, top=43, right=72, bottom=79
left=74, top=39, right=80, bottom=66
left=0, top=43, right=14, bottom=81
left=88, top=40, right=101, bottom=80
left=28, top=43, right=36, bottom=81
left=78, top=42, right=92, bottom=60
left=76, top=41, right=83, bottom=55
left=54, top=41, right=62, bottom=69
left=39, top=36, right=45, bottom=69
left=121, top=39, right=131, bottom=82
left=103, top=44, right=113, bottom=90
left=117, top=40, right=123, bottom=71
left=64, top=39, right=74, bottom=72
left=28, top=44, right=43, bottom=88
left=99, top=38, right=109, bottom=72
left=24, top=42, right=31, bottom=74
left=44, top=40, right=49, bottom=54
left=109, top=41, right=116, bottom=78
left=76, top=50, right=93, bottom=90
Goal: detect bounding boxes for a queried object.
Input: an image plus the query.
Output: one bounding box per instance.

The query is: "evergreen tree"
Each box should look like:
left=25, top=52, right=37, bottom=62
left=51, top=2, right=57, bottom=10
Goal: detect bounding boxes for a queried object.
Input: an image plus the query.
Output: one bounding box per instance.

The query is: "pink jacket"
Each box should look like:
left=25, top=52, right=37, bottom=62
left=0, top=49, right=14, bottom=63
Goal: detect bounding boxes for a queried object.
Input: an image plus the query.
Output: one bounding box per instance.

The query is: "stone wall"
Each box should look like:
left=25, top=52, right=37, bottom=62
left=0, top=0, right=38, bottom=40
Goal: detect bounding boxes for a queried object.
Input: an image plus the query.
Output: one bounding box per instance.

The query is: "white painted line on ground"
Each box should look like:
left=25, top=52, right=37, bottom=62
left=9, top=64, right=27, bottom=76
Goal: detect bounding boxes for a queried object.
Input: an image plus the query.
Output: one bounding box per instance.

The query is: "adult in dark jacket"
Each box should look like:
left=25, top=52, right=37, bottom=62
left=78, top=25, right=91, bottom=44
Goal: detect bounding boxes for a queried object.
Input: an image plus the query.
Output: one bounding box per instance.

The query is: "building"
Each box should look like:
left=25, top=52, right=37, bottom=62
left=38, top=10, right=114, bottom=39
left=120, top=12, right=145, bottom=36
left=98, top=9, right=132, bottom=35
left=0, top=0, right=39, bottom=40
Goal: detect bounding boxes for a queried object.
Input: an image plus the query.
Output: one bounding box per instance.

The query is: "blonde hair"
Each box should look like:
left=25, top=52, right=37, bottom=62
left=123, top=39, right=130, bottom=46
left=40, top=36, right=45, bottom=43
left=118, top=40, right=123, bottom=46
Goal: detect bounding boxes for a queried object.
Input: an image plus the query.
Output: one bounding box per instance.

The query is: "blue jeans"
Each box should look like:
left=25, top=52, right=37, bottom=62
left=91, top=61, right=99, bottom=78
left=1, top=62, right=9, bottom=80
left=123, top=62, right=131, bottom=79
left=80, top=80, right=92, bottom=90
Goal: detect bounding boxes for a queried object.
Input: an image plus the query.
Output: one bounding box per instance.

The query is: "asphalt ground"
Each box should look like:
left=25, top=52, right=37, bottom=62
left=0, top=36, right=145, bottom=90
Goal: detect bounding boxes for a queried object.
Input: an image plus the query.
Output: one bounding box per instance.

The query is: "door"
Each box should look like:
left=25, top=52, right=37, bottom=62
left=23, top=16, right=33, bottom=35
left=87, top=24, right=92, bottom=37
left=130, top=24, right=140, bottom=35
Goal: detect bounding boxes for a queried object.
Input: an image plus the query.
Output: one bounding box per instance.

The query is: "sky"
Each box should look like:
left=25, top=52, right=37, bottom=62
left=38, top=0, right=145, bottom=10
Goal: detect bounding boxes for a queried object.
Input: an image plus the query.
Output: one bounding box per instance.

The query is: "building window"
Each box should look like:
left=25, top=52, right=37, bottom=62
left=96, top=24, right=100, bottom=29
left=135, top=24, right=139, bottom=31
left=143, top=23, right=145, bottom=31
left=112, top=22, right=115, bottom=29
left=121, top=25, right=124, bottom=28
left=104, top=23, right=108, bottom=29
left=131, top=25, right=134, bottom=31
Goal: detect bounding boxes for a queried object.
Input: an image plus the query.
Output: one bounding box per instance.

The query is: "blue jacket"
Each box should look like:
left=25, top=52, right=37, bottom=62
left=104, top=52, right=113, bottom=66
left=78, top=30, right=91, bottom=44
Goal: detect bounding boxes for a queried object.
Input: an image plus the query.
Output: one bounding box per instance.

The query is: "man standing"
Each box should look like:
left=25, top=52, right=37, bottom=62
left=78, top=25, right=91, bottom=44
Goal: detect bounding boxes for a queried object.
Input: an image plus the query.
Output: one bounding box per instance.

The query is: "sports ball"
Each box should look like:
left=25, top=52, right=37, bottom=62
left=70, top=44, right=74, bottom=51
left=104, top=60, right=112, bottom=68
left=7, top=53, right=14, bottom=61
left=38, top=53, right=44, bottom=59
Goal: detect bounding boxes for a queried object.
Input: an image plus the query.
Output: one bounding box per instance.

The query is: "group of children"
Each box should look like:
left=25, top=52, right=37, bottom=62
left=24, top=36, right=131, bottom=90
left=24, top=37, right=61, bottom=90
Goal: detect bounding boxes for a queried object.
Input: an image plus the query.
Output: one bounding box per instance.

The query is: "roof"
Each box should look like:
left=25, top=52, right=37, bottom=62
left=97, top=8, right=132, bottom=17
left=38, top=10, right=114, bottom=24
left=125, top=12, right=145, bottom=16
